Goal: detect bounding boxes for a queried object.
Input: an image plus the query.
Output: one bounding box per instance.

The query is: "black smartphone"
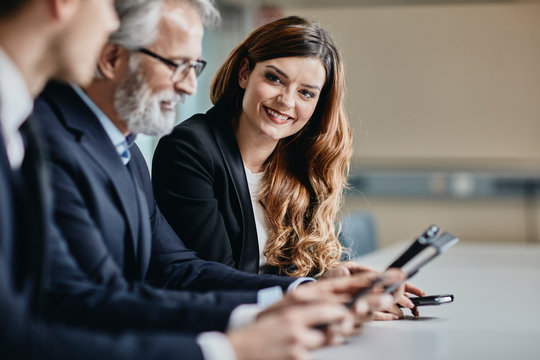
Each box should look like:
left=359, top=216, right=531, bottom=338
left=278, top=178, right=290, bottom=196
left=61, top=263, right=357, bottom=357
left=408, top=294, right=454, bottom=306
left=386, top=224, right=440, bottom=269
left=386, top=230, right=459, bottom=285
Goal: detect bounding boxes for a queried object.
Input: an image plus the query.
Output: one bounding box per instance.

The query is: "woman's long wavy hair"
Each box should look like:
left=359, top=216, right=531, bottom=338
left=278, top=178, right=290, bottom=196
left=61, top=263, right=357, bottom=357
left=211, top=16, right=352, bottom=277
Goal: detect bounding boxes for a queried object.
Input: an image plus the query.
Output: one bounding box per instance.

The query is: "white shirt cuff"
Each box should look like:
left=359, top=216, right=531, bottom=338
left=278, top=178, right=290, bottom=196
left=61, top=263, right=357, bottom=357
left=227, top=304, right=262, bottom=331
left=257, top=285, right=284, bottom=308
left=226, top=280, right=315, bottom=332
left=286, top=277, right=315, bottom=293
left=197, top=331, right=237, bottom=360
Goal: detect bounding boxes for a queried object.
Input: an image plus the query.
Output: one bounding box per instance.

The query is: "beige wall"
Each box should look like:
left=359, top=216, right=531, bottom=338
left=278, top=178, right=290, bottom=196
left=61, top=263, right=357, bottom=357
left=342, top=197, right=534, bottom=247
left=283, top=2, right=540, bottom=244
left=285, top=2, right=540, bottom=164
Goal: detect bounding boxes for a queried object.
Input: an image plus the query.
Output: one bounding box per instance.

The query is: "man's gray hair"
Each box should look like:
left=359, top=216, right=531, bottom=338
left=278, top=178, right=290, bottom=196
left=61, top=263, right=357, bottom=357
left=184, top=0, right=221, bottom=28
left=110, top=0, right=220, bottom=51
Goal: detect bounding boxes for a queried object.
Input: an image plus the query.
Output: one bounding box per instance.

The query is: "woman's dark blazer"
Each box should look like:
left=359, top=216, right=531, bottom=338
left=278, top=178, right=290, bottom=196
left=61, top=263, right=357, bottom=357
left=153, top=103, right=261, bottom=274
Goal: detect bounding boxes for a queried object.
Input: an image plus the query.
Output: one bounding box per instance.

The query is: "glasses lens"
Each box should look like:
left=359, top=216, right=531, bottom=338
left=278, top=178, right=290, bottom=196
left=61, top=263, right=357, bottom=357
left=193, top=63, right=202, bottom=77
left=171, top=63, right=187, bottom=82
left=171, top=60, right=206, bottom=81
left=193, top=60, right=206, bottom=77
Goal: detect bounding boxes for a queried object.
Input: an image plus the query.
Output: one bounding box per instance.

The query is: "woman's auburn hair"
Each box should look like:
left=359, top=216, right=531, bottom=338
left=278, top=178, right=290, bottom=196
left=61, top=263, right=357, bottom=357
left=210, top=16, right=352, bottom=277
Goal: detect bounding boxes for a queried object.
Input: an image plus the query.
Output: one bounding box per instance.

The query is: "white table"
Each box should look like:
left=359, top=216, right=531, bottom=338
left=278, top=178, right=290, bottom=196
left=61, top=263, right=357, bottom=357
left=313, top=242, right=540, bottom=360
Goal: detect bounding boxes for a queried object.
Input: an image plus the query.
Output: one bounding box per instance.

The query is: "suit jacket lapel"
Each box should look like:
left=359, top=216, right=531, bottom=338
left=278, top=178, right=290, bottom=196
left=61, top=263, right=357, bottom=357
left=126, top=157, right=152, bottom=279
left=78, top=125, right=141, bottom=263
left=0, top=127, right=15, bottom=258
left=208, top=104, right=259, bottom=273
left=40, top=82, right=141, bottom=262
left=13, top=118, right=48, bottom=315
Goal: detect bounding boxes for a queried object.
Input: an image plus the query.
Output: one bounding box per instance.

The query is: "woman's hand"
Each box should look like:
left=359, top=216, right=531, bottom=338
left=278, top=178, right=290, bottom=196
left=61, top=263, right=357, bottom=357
left=321, top=263, right=426, bottom=320
left=373, top=281, right=425, bottom=320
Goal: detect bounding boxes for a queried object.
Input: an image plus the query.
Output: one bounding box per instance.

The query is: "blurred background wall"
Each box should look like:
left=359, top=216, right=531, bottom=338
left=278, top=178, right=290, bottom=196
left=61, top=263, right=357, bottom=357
left=139, top=0, right=540, bottom=247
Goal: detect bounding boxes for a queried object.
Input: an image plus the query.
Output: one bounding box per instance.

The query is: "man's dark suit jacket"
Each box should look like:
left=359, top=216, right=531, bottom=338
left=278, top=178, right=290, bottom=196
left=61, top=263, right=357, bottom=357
left=0, top=120, right=205, bottom=359
left=33, top=82, right=294, bottom=327
left=153, top=103, right=264, bottom=274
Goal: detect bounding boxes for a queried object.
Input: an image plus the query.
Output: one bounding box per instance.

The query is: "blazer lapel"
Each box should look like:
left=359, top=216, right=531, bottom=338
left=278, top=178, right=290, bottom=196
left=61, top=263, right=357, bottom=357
left=40, top=82, right=140, bottom=262
left=79, top=126, right=142, bottom=263
left=208, top=105, right=259, bottom=273
left=13, top=118, right=48, bottom=315
left=126, top=157, right=152, bottom=279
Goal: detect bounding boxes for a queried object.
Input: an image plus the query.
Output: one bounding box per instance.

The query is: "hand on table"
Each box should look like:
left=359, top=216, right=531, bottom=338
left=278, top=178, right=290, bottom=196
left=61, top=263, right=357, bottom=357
left=321, top=261, right=425, bottom=320
left=373, top=281, right=425, bottom=320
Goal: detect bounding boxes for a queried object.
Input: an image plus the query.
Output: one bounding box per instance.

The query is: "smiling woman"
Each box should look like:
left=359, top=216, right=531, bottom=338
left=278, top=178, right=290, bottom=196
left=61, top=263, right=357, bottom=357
left=152, top=16, right=352, bottom=278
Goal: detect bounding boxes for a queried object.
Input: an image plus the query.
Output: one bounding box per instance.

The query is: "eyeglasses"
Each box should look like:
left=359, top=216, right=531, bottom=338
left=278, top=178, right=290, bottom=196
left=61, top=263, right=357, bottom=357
left=136, top=48, right=207, bottom=82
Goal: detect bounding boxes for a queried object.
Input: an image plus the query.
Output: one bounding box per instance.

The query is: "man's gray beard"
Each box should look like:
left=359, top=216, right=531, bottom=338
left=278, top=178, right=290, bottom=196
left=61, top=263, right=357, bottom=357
left=113, top=58, right=181, bottom=137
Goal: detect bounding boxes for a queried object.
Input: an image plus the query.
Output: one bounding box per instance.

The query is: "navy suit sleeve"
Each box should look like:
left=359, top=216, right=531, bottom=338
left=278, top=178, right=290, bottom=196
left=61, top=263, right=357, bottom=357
left=45, top=218, right=244, bottom=333
left=146, top=204, right=294, bottom=291
left=152, top=121, right=237, bottom=267
left=1, top=284, right=204, bottom=360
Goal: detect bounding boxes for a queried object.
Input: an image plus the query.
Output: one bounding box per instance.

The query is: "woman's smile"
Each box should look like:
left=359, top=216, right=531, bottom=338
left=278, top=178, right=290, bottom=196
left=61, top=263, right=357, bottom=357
left=263, top=105, right=291, bottom=125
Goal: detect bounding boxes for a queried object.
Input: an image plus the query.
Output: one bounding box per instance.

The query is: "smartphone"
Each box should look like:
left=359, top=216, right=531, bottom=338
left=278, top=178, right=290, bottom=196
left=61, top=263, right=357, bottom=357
left=346, top=225, right=459, bottom=307
left=386, top=224, right=440, bottom=269
left=408, top=294, right=454, bottom=306
left=386, top=230, right=459, bottom=285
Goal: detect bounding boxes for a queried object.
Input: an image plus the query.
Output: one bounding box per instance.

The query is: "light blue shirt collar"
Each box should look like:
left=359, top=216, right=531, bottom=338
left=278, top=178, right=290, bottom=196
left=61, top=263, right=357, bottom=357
left=71, top=85, right=132, bottom=165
